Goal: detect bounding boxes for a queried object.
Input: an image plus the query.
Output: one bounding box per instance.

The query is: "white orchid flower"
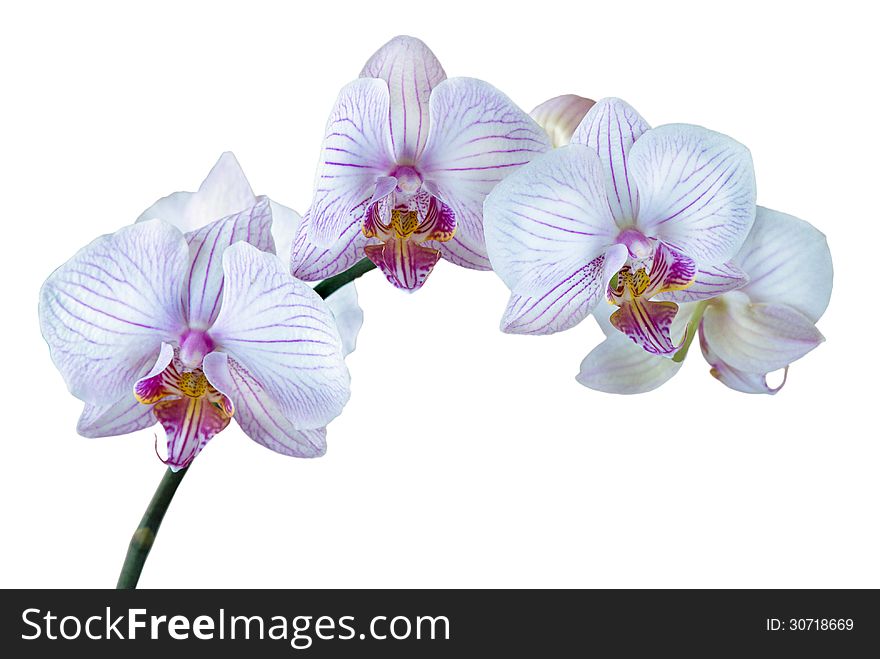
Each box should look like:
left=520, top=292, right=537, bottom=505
left=484, top=97, right=756, bottom=356
left=578, top=206, right=832, bottom=394
left=530, top=94, right=596, bottom=147
left=40, top=154, right=356, bottom=469
left=290, top=35, right=551, bottom=291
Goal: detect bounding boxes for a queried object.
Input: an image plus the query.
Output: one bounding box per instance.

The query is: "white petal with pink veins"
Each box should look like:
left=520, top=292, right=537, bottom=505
left=39, top=220, right=188, bottom=405
left=210, top=242, right=350, bottom=429
left=629, top=123, right=756, bottom=267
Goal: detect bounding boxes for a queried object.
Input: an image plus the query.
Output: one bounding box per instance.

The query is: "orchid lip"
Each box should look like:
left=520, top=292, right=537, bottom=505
left=178, top=329, right=215, bottom=369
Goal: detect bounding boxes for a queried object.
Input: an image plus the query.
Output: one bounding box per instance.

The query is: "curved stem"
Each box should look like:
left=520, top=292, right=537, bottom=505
left=116, top=467, right=188, bottom=589
left=314, top=258, right=376, bottom=299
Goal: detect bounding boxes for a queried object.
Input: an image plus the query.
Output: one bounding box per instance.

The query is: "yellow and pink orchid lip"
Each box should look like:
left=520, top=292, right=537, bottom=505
left=135, top=352, right=234, bottom=471
left=362, top=186, right=456, bottom=291
left=607, top=240, right=697, bottom=356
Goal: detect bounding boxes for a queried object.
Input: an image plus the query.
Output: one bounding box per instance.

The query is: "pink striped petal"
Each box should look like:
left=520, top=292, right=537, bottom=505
left=209, top=242, right=350, bottom=429
left=204, top=351, right=326, bottom=458
left=484, top=144, right=619, bottom=296
left=183, top=197, right=274, bottom=328
left=77, top=395, right=156, bottom=438
left=658, top=261, right=748, bottom=303
left=530, top=94, right=596, bottom=147
left=137, top=152, right=257, bottom=234
left=699, top=329, right=787, bottom=395
left=610, top=298, right=682, bottom=356
left=570, top=98, right=650, bottom=225
left=735, top=206, right=833, bottom=322
left=641, top=241, right=696, bottom=297
left=310, top=78, right=395, bottom=245
left=420, top=77, right=552, bottom=270
left=701, top=291, right=824, bottom=373
left=39, top=220, right=188, bottom=405
left=629, top=124, right=756, bottom=266
left=360, top=35, right=446, bottom=163
left=290, top=207, right=369, bottom=282
left=577, top=333, right=683, bottom=394
left=500, top=245, right=627, bottom=335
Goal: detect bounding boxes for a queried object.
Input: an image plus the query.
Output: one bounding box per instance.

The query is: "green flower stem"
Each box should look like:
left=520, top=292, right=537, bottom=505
left=116, top=467, right=188, bottom=589
left=314, top=258, right=377, bottom=300
left=115, top=258, right=376, bottom=589
left=672, top=301, right=710, bottom=363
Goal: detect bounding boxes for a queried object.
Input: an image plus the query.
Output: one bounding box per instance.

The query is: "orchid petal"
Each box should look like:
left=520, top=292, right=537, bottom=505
left=323, top=283, right=364, bottom=357
left=310, top=78, right=395, bottom=245
left=268, top=200, right=302, bottom=269
left=610, top=298, right=682, bottom=356
left=133, top=342, right=175, bottom=404
left=183, top=197, right=274, bottom=328
left=530, top=94, right=596, bottom=147
left=77, top=396, right=156, bottom=438
left=500, top=244, right=627, bottom=335
left=736, top=206, right=833, bottom=322
left=699, top=329, right=787, bottom=395
left=641, top=241, right=696, bottom=297
left=483, top=144, right=619, bottom=296
left=420, top=77, right=552, bottom=270
left=658, top=261, right=748, bottom=303
left=629, top=123, right=756, bottom=266
left=290, top=208, right=370, bottom=281
left=360, top=35, right=446, bottom=163
left=137, top=152, right=257, bottom=234
left=209, top=242, right=350, bottom=429
left=701, top=291, right=824, bottom=373
left=203, top=351, right=326, bottom=458
left=576, top=333, right=683, bottom=394
left=570, top=98, right=651, bottom=225
left=39, top=220, right=188, bottom=405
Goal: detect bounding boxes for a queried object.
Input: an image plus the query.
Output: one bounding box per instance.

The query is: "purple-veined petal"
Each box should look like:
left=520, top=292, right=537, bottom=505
left=530, top=94, right=596, bottom=147
left=153, top=396, right=231, bottom=471
left=182, top=196, right=274, bottom=328
left=658, top=261, right=748, bottom=303
left=209, top=242, right=350, bottom=429
left=483, top=144, right=619, bottom=295
left=77, top=395, right=156, bottom=438
left=39, top=220, right=188, bottom=405
left=310, top=78, right=395, bottom=245
left=610, top=298, right=682, bottom=356
left=133, top=342, right=176, bottom=404
left=137, top=152, right=257, bottom=234
left=735, top=206, right=833, bottom=322
left=360, top=35, right=446, bottom=163
left=269, top=200, right=302, bottom=269
left=570, top=98, right=651, bottom=225
left=323, top=283, right=364, bottom=357
left=701, top=291, right=824, bottom=373
left=699, top=328, right=787, bottom=395
left=419, top=77, right=552, bottom=270
left=290, top=207, right=370, bottom=281
left=203, top=351, right=326, bottom=458
left=500, top=244, right=627, bottom=335
left=576, top=332, right=683, bottom=394
left=364, top=239, right=441, bottom=291
left=629, top=123, right=756, bottom=266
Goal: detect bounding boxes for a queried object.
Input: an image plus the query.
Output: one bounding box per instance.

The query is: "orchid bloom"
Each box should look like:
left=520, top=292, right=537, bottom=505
left=578, top=206, right=832, bottom=394
left=530, top=94, right=596, bottom=147
left=290, top=35, right=551, bottom=291
left=484, top=97, right=757, bottom=356
left=40, top=155, right=355, bottom=469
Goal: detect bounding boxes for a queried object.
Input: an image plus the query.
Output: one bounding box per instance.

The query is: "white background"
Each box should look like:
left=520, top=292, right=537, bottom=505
left=1, top=0, right=876, bottom=588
